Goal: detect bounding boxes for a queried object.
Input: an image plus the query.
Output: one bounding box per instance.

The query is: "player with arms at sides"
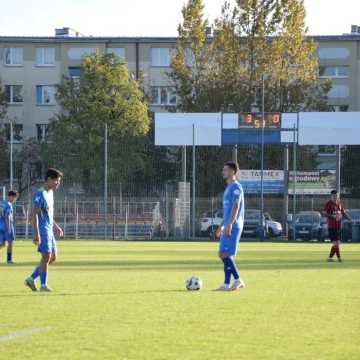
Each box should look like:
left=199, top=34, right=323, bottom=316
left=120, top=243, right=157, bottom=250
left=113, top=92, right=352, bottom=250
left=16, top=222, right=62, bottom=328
left=214, top=162, right=245, bottom=291
left=0, top=190, right=19, bottom=264
left=25, top=168, right=64, bottom=292
left=323, top=190, right=351, bottom=262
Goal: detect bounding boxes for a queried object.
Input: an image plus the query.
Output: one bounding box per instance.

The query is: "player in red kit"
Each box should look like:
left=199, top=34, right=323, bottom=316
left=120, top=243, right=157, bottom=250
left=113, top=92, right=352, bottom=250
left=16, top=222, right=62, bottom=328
left=323, top=190, right=351, bottom=262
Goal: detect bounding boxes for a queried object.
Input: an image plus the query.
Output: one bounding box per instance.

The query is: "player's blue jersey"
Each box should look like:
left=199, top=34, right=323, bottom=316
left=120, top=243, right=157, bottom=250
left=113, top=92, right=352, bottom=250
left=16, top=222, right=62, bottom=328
left=0, top=200, right=13, bottom=230
left=223, top=181, right=244, bottom=230
left=32, top=187, right=54, bottom=236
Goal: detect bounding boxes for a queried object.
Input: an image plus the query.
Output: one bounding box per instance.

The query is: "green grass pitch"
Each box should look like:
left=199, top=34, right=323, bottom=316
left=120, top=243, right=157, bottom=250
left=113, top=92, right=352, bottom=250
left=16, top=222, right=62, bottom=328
left=1, top=240, right=359, bottom=360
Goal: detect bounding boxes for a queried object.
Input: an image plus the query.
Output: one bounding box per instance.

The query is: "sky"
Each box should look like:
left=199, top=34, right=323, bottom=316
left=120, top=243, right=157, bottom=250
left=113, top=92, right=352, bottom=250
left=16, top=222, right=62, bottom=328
left=0, top=0, right=360, bottom=37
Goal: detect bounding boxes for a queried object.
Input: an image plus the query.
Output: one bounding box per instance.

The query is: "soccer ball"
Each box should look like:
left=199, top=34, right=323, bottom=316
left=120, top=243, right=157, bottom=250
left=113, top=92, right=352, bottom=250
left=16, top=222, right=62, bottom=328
left=185, top=276, right=203, bottom=291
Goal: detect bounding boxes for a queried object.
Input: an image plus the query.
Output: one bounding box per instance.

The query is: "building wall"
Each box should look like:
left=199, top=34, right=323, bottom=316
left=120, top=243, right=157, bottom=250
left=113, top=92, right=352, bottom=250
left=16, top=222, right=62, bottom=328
left=0, top=35, right=359, bottom=167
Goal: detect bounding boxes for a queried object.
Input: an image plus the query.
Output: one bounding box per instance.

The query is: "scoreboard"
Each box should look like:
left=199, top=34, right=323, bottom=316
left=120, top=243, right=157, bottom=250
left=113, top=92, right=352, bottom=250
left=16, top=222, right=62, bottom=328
left=239, top=113, right=281, bottom=129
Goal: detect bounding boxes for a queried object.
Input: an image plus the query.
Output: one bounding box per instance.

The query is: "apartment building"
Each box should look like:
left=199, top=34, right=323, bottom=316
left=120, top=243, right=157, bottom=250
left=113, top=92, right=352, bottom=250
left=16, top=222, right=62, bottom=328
left=0, top=26, right=359, bottom=169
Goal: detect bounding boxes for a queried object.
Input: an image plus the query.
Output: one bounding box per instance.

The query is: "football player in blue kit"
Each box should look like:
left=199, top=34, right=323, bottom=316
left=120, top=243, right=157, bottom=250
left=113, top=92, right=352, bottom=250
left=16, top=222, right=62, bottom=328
left=0, top=190, right=19, bottom=264
left=25, top=168, right=64, bottom=292
left=214, top=162, right=245, bottom=291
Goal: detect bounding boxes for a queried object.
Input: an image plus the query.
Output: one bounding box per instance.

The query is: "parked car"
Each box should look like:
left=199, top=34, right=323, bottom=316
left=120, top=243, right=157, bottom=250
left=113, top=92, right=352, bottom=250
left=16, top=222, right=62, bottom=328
left=342, top=209, right=360, bottom=241
left=288, top=211, right=328, bottom=241
left=242, top=210, right=269, bottom=238
left=200, top=210, right=223, bottom=238
left=264, top=212, right=283, bottom=237
left=200, top=209, right=282, bottom=239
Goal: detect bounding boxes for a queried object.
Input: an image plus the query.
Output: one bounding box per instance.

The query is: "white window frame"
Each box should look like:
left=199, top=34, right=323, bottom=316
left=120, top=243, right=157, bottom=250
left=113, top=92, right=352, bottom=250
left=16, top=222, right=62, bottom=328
left=5, top=85, right=23, bottom=104
left=4, top=47, right=23, bottom=66
left=319, top=66, right=349, bottom=79
left=35, top=47, right=55, bottom=66
left=150, top=86, right=177, bottom=106
left=36, top=124, right=49, bottom=142
left=151, top=47, right=171, bottom=67
left=36, top=85, right=56, bottom=106
left=5, top=123, right=23, bottom=143
left=318, top=48, right=350, bottom=60
left=327, top=85, right=349, bottom=99
left=185, top=48, right=195, bottom=67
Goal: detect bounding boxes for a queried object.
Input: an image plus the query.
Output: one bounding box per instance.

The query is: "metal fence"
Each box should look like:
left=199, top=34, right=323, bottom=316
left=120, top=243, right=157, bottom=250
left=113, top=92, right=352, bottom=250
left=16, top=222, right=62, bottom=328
left=0, top=122, right=359, bottom=240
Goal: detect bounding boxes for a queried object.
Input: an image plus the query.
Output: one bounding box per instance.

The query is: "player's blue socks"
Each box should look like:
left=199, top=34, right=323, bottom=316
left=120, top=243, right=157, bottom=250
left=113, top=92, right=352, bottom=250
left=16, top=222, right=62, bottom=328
left=223, top=257, right=240, bottom=283
left=40, top=271, right=48, bottom=286
left=7, top=252, right=12, bottom=262
left=223, top=258, right=232, bottom=285
left=31, top=266, right=40, bottom=280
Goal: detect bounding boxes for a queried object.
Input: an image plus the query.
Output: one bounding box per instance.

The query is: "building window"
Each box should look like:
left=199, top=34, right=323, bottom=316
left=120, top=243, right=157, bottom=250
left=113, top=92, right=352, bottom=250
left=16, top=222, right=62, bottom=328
left=151, top=48, right=171, bottom=67
left=5, top=85, right=23, bottom=104
left=185, top=48, right=195, bottom=66
left=4, top=47, right=23, bottom=65
left=329, top=105, right=349, bottom=112
left=327, top=85, right=349, bottom=98
left=319, top=66, right=349, bottom=78
left=36, top=124, right=49, bottom=142
left=106, top=47, right=125, bottom=60
left=150, top=86, right=176, bottom=105
left=318, top=145, right=336, bottom=155
left=36, top=85, right=56, bottom=105
left=318, top=48, right=350, bottom=59
left=5, top=124, right=23, bottom=143
left=68, top=67, right=81, bottom=78
left=36, top=47, right=55, bottom=66
left=68, top=47, right=97, bottom=60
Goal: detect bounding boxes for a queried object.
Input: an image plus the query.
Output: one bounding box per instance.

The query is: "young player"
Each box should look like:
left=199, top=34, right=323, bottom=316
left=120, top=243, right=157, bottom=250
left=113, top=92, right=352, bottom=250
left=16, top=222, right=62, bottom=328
left=323, top=190, right=351, bottom=262
left=25, top=168, right=64, bottom=292
left=214, top=161, right=245, bottom=291
left=0, top=190, right=19, bottom=264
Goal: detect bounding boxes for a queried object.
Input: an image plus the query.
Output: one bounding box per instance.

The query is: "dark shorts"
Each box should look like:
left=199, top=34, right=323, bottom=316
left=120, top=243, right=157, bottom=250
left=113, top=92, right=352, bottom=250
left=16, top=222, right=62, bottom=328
left=329, top=228, right=341, bottom=242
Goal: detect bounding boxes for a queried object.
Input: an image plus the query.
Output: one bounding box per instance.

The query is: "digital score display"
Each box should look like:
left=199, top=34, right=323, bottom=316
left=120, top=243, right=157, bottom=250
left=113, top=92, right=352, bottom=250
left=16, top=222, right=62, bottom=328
left=240, top=113, right=281, bottom=129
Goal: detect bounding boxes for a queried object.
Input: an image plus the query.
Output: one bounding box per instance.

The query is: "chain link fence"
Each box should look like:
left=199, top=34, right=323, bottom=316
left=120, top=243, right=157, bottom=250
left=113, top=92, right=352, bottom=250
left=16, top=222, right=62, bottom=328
left=0, top=126, right=359, bottom=241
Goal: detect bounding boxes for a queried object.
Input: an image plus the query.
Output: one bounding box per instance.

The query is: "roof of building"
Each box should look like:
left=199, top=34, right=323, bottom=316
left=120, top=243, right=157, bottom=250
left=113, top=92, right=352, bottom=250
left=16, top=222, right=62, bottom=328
left=0, top=36, right=179, bottom=43
left=0, top=34, right=360, bottom=43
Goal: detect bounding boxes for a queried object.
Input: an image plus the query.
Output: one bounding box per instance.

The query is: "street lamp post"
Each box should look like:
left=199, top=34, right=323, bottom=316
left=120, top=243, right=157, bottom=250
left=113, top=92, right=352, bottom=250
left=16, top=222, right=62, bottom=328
left=259, top=73, right=268, bottom=240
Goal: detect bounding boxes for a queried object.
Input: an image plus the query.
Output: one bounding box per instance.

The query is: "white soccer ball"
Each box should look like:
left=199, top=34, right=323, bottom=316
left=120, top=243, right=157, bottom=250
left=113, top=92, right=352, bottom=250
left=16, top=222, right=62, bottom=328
left=185, top=276, right=203, bottom=291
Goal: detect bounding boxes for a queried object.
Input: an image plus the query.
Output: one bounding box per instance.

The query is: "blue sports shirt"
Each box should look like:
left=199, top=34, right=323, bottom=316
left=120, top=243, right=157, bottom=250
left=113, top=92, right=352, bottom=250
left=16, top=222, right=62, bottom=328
left=223, top=181, right=245, bottom=230
left=0, top=200, right=13, bottom=230
left=32, top=187, right=54, bottom=235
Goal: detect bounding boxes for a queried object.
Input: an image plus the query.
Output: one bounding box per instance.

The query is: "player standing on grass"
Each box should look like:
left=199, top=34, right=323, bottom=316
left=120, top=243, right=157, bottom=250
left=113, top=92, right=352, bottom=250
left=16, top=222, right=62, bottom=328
left=214, top=162, right=245, bottom=291
left=25, top=168, right=64, bottom=292
left=323, top=190, right=351, bottom=262
left=0, top=190, right=19, bottom=264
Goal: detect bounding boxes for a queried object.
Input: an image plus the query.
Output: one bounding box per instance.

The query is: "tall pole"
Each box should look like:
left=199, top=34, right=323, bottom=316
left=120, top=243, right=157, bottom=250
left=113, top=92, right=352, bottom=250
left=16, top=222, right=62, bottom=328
left=336, top=145, right=341, bottom=194
left=10, top=120, right=13, bottom=190
left=182, top=146, right=187, bottom=184
left=232, top=145, right=238, bottom=164
left=192, top=124, right=196, bottom=239
left=104, top=123, right=108, bottom=240
left=283, top=144, right=289, bottom=235
left=292, top=122, right=297, bottom=241
left=183, top=145, right=188, bottom=238
left=260, top=73, right=265, bottom=240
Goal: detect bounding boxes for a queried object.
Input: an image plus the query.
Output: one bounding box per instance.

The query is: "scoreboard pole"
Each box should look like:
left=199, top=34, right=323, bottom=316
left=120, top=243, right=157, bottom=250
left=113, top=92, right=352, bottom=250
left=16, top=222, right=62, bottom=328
left=192, top=124, right=196, bottom=239
left=259, top=73, right=267, bottom=240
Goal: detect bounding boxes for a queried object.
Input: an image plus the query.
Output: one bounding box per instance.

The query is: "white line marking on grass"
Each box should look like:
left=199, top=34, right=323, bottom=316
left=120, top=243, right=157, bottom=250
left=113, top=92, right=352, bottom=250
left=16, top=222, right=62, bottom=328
left=0, top=327, right=51, bottom=342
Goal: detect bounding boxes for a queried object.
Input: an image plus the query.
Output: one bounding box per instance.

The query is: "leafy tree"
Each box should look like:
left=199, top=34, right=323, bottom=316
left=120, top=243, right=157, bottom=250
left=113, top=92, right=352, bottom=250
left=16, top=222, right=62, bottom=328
left=169, top=0, right=331, bottom=196
left=43, top=52, right=151, bottom=195
left=0, top=80, right=8, bottom=182
left=13, top=138, right=42, bottom=195
left=342, top=146, right=360, bottom=196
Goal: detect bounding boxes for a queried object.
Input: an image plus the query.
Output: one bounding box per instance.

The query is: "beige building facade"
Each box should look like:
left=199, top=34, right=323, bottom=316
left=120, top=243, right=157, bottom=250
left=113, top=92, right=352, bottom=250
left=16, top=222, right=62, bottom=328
left=0, top=28, right=359, bottom=169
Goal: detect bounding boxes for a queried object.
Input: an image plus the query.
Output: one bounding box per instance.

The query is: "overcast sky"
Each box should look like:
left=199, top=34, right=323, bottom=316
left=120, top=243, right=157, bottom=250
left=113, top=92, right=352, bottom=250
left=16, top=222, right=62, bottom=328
left=0, top=0, right=359, bottom=37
